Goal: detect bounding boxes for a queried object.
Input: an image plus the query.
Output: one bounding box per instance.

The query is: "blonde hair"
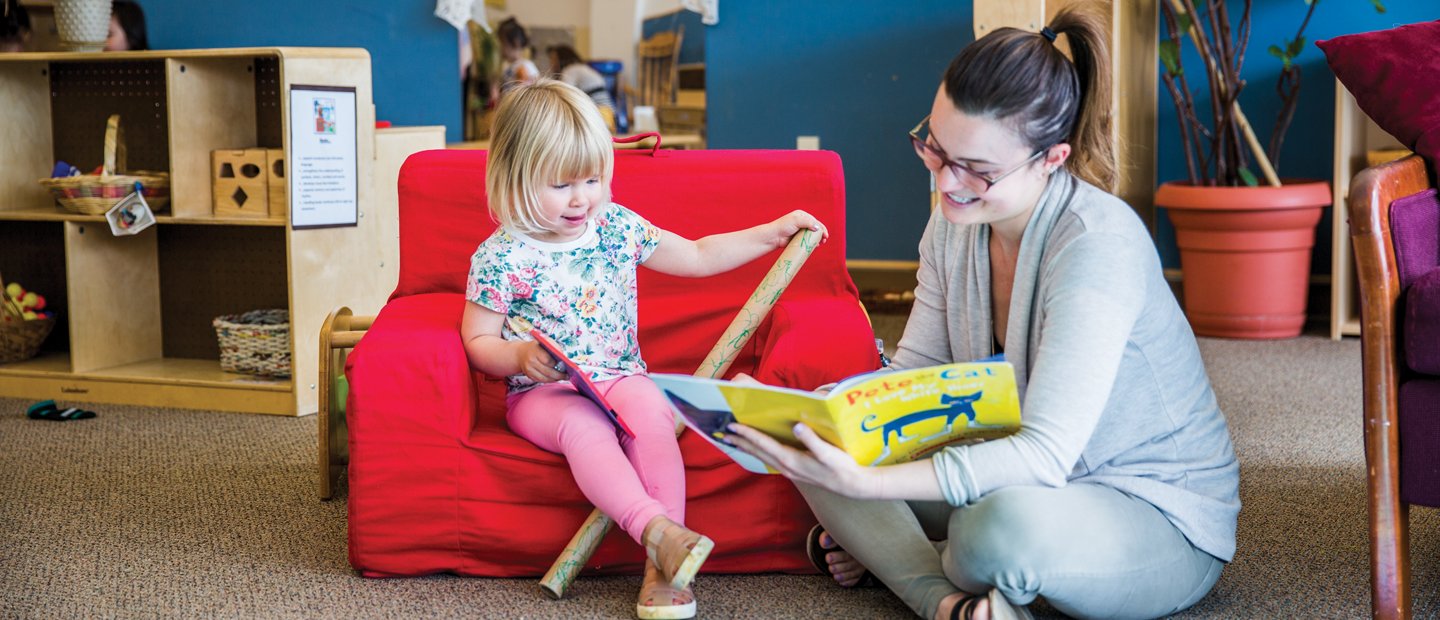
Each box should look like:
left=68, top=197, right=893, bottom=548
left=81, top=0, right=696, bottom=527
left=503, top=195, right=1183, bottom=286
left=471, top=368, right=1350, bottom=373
left=486, top=78, right=614, bottom=234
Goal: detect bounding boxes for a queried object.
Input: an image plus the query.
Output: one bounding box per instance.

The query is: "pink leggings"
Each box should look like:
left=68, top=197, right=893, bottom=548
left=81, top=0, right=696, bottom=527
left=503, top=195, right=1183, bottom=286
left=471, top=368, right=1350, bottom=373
left=506, top=375, right=684, bottom=544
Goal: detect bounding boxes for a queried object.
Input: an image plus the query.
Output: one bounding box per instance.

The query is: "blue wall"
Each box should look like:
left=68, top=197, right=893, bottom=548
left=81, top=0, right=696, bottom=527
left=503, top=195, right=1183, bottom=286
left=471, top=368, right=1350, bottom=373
left=643, top=9, right=705, bottom=66
left=1154, top=2, right=1433, bottom=272
left=706, top=0, right=973, bottom=261
left=142, top=0, right=460, bottom=142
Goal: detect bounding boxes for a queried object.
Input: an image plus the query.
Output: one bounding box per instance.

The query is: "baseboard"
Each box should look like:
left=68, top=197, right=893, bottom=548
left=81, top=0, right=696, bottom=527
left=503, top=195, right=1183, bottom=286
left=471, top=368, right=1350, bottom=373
left=847, top=260, right=919, bottom=292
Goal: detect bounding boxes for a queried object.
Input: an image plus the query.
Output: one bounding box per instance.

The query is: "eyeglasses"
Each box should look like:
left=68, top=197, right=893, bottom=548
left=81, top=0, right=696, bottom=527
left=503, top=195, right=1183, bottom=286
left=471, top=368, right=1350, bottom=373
left=908, top=115, right=1047, bottom=194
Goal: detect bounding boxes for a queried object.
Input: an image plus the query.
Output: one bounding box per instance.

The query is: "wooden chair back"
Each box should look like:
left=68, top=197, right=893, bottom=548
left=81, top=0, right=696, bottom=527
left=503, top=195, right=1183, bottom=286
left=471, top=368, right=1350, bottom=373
left=1347, top=153, right=1432, bottom=620
left=636, top=26, right=684, bottom=108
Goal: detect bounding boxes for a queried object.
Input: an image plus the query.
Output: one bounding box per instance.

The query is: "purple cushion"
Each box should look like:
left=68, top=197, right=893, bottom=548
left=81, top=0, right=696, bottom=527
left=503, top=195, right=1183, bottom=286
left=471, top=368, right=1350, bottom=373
left=1391, top=189, right=1440, bottom=290
left=1406, top=268, right=1440, bottom=375
left=1399, top=379, right=1440, bottom=508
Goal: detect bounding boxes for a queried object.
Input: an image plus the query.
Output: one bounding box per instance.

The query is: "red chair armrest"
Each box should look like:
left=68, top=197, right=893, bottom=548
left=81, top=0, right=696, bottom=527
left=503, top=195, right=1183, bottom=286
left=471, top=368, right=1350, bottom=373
left=753, top=298, right=880, bottom=391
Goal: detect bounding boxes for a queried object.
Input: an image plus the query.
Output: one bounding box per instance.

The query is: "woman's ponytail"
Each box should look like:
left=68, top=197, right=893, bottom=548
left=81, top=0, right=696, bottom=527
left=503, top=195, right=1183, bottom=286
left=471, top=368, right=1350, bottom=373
left=1049, top=6, right=1115, bottom=191
left=943, top=2, right=1115, bottom=190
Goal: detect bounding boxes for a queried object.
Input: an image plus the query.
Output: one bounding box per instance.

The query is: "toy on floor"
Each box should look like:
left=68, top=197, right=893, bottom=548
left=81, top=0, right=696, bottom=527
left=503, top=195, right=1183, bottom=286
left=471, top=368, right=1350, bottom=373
left=26, top=400, right=96, bottom=421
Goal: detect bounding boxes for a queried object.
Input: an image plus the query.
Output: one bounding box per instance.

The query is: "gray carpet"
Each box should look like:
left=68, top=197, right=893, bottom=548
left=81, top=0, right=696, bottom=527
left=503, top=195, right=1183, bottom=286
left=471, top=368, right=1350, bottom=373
left=1, top=334, right=1437, bottom=619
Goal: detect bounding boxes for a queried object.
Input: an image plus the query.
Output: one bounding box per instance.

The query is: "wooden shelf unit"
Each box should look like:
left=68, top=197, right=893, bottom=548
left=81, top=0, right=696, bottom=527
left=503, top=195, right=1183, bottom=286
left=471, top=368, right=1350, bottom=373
left=0, top=48, right=423, bottom=416
left=1331, top=79, right=1406, bottom=340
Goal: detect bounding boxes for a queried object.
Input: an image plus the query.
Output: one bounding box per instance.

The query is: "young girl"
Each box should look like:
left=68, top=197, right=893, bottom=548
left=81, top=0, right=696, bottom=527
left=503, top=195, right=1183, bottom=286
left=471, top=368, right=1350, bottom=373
left=460, top=79, right=828, bottom=620
left=493, top=17, right=538, bottom=98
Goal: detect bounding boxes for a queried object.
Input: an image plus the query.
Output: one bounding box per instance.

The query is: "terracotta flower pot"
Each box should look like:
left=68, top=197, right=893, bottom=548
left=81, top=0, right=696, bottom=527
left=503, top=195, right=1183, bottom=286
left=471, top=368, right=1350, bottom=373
left=1155, top=180, right=1331, bottom=339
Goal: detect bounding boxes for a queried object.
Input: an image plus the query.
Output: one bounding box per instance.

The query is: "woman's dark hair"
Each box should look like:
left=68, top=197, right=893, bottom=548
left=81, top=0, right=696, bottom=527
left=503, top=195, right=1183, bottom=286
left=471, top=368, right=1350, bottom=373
left=113, top=0, right=149, bottom=51
left=497, top=17, right=529, bottom=49
left=547, top=44, right=584, bottom=72
left=942, top=4, right=1113, bottom=190
left=2, top=0, right=30, bottom=42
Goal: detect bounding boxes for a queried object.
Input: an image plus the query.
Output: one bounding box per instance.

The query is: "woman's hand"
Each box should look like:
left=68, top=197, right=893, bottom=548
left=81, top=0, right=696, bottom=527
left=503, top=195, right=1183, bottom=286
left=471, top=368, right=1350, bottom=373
left=770, top=210, right=829, bottom=248
left=725, top=422, right=878, bottom=499
left=516, top=340, right=567, bottom=383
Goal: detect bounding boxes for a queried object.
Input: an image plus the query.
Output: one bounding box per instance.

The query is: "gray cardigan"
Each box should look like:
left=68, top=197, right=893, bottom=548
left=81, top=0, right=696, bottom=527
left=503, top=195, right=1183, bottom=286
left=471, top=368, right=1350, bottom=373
left=901, top=170, right=1241, bottom=562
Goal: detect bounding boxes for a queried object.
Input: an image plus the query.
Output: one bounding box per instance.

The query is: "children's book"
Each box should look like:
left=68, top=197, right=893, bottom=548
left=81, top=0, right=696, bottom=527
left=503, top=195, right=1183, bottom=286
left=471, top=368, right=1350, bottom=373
left=507, top=317, right=635, bottom=437
left=650, top=359, right=1020, bottom=474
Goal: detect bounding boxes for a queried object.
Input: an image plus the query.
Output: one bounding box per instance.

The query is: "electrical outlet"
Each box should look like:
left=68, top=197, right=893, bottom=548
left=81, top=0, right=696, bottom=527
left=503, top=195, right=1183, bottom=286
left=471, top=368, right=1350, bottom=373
left=796, top=135, right=820, bottom=150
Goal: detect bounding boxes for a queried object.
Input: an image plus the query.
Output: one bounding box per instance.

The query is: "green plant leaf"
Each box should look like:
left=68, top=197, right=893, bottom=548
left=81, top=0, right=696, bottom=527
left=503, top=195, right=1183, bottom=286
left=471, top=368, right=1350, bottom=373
left=1286, top=37, right=1307, bottom=58
left=1176, top=12, right=1193, bottom=35
left=1238, top=167, right=1259, bottom=187
left=1371, top=0, right=1386, bottom=13
left=1160, top=40, right=1182, bottom=76
left=1268, top=45, right=1292, bottom=70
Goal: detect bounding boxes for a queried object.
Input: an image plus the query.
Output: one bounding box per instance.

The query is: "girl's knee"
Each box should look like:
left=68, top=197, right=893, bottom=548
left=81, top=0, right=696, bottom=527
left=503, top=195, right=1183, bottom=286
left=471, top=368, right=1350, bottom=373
left=608, top=376, right=679, bottom=434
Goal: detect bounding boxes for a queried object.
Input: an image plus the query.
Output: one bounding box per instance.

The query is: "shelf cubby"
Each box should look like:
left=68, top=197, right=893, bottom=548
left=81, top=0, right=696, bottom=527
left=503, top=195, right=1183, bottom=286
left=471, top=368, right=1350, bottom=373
left=0, top=48, right=417, bottom=416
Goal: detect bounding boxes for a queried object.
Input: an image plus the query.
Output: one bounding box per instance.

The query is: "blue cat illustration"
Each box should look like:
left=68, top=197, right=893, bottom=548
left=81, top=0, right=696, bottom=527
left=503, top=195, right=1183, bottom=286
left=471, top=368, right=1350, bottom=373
left=859, top=391, right=982, bottom=465
left=663, top=391, right=736, bottom=443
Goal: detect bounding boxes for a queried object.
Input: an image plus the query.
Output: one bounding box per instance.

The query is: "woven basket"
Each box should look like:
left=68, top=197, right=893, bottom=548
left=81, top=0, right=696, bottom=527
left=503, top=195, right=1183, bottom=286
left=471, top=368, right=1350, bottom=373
left=213, top=309, right=291, bottom=378
left=38, top=114, right=170, bottom=215
left=0, top=271, right=56, bottom=364
left=0, top=316, right=56, bottom=365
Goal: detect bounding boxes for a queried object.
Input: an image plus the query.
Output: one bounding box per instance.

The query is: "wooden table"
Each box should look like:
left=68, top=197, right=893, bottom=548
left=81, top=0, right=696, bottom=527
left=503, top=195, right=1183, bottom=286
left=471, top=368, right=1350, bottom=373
left=449, top=132, right=705, bottom=151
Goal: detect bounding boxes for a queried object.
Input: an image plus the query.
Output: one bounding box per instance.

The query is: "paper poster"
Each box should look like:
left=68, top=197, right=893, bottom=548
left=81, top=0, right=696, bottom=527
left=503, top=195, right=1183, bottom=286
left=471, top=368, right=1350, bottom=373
left=288, top=85, right=358, bottom=229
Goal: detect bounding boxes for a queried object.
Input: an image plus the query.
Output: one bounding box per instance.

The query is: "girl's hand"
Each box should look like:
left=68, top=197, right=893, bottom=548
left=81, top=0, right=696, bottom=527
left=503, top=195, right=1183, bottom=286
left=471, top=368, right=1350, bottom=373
left=517, top=340, right=567, bottom=383
left=724, top=422, right=878, bottom=499
left=771, top=210, right=829, bottom=248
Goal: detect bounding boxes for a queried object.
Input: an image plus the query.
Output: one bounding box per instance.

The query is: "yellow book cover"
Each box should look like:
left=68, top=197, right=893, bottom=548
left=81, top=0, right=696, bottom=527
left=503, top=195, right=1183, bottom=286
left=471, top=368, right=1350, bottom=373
left=651, top=360, right=1021, bottom=474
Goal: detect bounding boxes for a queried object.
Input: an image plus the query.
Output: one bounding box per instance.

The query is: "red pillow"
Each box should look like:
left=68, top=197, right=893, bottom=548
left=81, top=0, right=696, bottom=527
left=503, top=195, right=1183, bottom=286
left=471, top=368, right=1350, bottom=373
left=1317, top=20, right=1440, bottom=182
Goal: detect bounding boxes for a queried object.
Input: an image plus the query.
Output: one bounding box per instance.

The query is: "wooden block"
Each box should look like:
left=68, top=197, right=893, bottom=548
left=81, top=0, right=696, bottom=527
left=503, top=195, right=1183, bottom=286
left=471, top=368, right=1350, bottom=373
left=211, top=149, right=270, bottom=218
left=266, top=148, right=287, bottom=218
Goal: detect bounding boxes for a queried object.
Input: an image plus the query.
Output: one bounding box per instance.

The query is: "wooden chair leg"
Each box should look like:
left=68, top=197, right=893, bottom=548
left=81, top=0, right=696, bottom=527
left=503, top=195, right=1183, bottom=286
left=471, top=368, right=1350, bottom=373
left=318, top=307, right=372, bottom=500
left=1370, top=497, right=1411, bottom=620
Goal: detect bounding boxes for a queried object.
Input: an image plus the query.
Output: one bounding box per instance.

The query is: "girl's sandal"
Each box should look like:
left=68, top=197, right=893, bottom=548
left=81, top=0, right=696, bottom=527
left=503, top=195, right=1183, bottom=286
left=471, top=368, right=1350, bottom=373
left=635, top=580, right=695, bottom=620
left=643, top=520, right=714, bottom=591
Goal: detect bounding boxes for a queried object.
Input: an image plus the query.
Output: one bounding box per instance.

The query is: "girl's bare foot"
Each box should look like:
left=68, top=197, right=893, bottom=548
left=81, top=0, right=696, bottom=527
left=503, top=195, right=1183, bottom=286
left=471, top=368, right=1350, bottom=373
left=636, top=560, right=696, bottom=620
left=642, top=516, right=714, bottom=590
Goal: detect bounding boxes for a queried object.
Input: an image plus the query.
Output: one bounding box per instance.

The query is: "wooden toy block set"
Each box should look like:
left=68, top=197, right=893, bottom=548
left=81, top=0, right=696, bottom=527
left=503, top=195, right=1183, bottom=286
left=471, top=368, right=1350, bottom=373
left=211, top=148, right=287, bottom=219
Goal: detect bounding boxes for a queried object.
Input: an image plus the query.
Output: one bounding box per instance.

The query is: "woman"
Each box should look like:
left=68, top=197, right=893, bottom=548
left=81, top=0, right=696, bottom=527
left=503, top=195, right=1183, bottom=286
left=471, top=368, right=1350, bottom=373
left=104, top=0, right=148, bottom=51
left=726, top=6, right=1240, bottom=620
left=547, top=44, right=616, bottom=113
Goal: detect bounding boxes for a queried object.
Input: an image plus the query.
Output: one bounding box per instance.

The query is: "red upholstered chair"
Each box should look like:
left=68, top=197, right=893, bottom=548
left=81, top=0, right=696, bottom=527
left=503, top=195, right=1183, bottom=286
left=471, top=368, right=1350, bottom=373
left=1348, top=154, right=1439, bottom=620
left=341, top=147, right=880, bottom=578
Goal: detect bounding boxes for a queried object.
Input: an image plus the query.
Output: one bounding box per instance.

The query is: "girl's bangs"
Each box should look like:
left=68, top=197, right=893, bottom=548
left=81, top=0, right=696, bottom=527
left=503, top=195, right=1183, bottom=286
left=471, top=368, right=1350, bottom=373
left=537, top=116, right=611, bottom=183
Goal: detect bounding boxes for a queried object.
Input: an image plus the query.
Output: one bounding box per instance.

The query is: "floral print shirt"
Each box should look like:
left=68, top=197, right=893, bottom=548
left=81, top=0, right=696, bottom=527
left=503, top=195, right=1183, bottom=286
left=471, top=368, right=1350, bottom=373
left=466, top=203, right=663, bottom=392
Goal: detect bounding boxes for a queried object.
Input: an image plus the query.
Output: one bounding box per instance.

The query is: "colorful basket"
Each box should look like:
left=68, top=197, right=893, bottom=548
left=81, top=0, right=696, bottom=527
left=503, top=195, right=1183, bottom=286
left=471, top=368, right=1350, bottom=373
left=213, top=309, right=291, bottom=378
left=0, top=273, right=55, bottom=365
left=37, top=114, right=170, bottom=215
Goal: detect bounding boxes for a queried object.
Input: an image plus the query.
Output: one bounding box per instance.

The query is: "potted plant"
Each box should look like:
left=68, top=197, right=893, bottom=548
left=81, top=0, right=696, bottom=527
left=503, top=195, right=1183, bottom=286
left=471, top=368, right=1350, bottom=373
left=1153, top=0, right=1384, bottom=339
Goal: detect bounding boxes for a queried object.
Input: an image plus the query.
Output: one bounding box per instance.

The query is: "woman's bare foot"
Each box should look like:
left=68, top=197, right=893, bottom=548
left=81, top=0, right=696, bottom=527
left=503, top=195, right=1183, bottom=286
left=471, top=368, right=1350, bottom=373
left=935, top=591, right=988, bottom=620
left=642, top=516, right=714, bottom=590
left=813, top=529, right=872, bottom=587
left=636, top=560, right=696, bottom=620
